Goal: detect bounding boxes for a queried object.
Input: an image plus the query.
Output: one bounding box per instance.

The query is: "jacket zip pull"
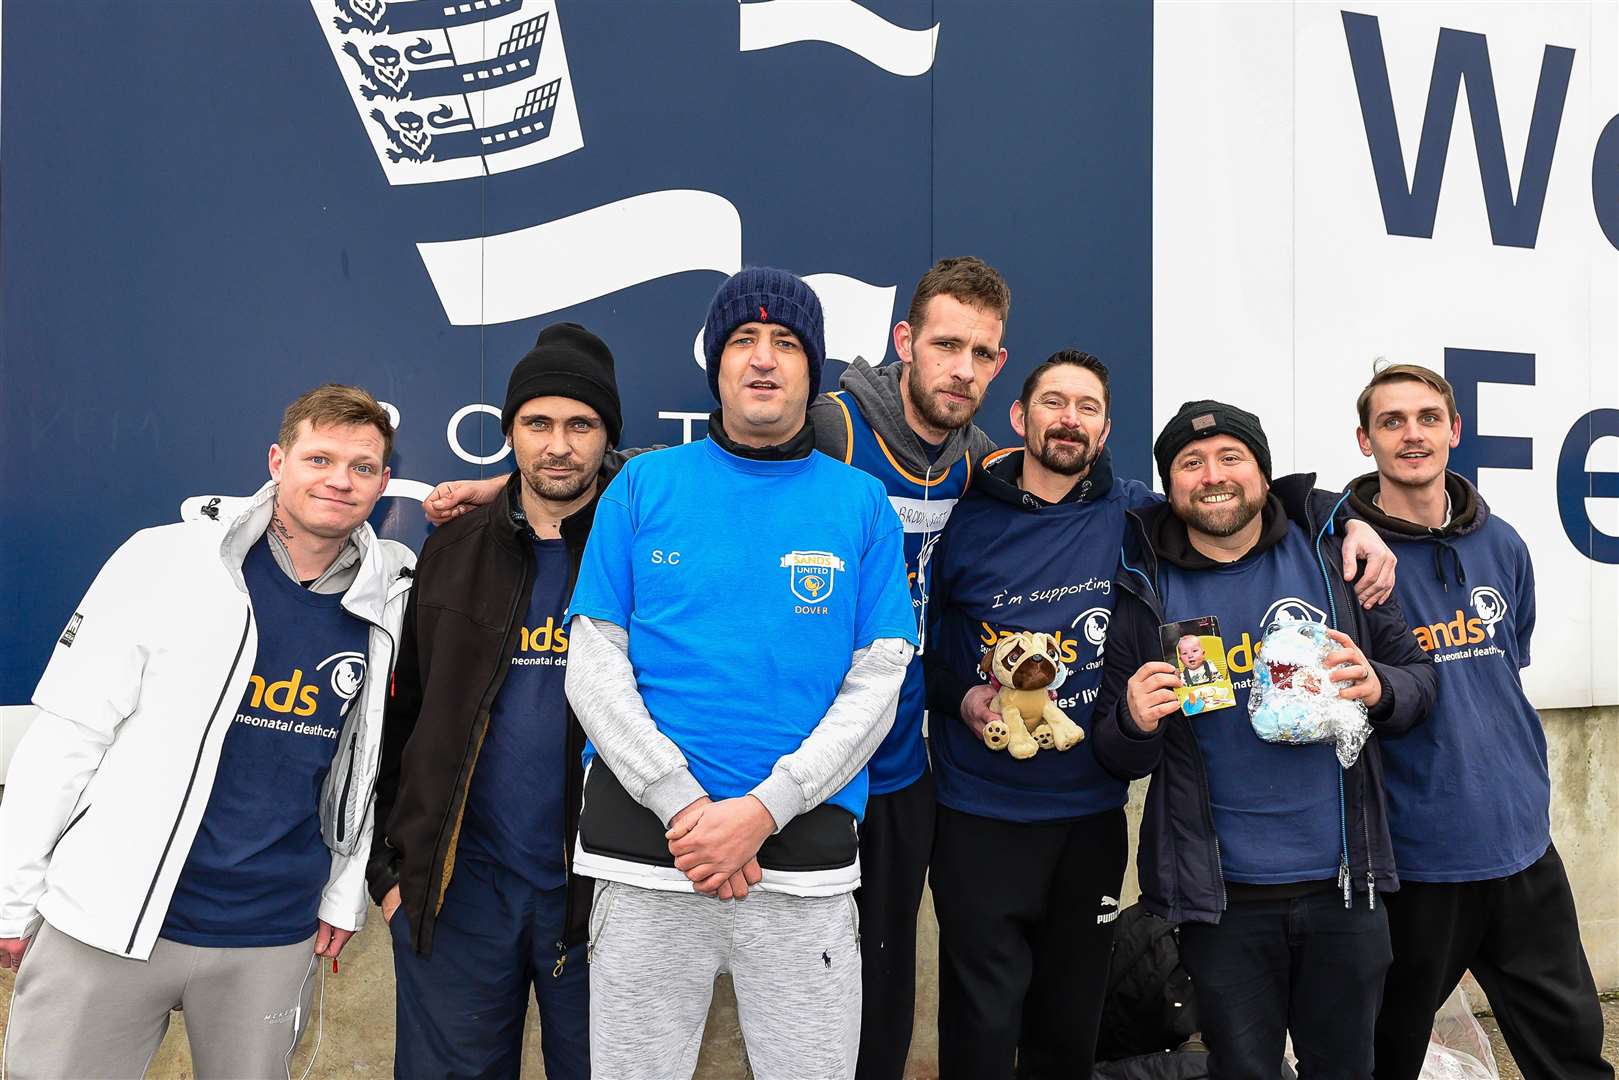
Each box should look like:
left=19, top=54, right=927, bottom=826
left=1338, top=859, right=1351, bottom=909
left=552, top=951, right=568, bottom=978
left=1366, top=870, right=1377, bottom=911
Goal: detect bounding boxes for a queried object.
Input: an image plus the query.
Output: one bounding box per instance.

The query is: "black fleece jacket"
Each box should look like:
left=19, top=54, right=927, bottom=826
left=366, top=457, right=623, bottom=959
left=1090, top=475, right=1437, bottom=924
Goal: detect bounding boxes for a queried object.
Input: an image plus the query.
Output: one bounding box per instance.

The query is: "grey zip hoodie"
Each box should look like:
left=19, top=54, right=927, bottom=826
left=809, top=357, right=998, bottom=469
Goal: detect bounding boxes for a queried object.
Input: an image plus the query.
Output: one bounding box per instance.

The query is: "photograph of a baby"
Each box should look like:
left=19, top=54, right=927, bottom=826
left=1160, top=617, right=1237, bottom=715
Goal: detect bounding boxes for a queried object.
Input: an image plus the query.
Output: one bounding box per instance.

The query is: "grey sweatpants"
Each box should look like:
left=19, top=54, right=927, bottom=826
left=588, top=881, right=862, bottom=1080
left=3, top=920, right=319, bottom=1079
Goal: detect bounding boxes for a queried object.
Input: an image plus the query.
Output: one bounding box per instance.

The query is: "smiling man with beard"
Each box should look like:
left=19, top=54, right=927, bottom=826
left=1092, top=400, right=1437, bottom=1080
left=923, top=350, right=1154, bottom=1079
left=367, top=323, right=623, bottom=1080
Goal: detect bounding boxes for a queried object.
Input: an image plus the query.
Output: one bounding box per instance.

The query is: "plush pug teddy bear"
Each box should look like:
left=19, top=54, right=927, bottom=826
left=978, top=631, right=1085, bottom=760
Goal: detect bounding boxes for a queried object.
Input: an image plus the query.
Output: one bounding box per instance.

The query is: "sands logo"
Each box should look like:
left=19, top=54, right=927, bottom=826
left=782, top=551, right=846, bottom=612
left=1073, top=607, right=1111, bottom=658
left=1261, top=597, right=1328, bottom=627
left=1470, top=586, right=1508, bottom=639
left=1214, top=598, right=1329, bottom=675
left=317, top=651, right=368, bottom=701
left=978, top=622, right=1082, bottom=669
left=518, top=616, right=569, bottom=654
left=1410, top=585, right=1507, bottom=653
left=248, top=652, right=368, bottom=717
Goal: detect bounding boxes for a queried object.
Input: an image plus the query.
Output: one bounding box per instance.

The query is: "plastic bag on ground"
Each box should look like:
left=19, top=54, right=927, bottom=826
left=1419, top=984, right=1499, bottom=1080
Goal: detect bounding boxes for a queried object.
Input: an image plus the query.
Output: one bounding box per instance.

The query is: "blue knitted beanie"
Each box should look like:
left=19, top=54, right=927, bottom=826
left=702, top=268, right=825, bottom=402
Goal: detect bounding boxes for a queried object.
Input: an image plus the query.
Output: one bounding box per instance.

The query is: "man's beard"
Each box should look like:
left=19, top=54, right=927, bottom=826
left=522, top=458, right=594, bottom=503
left=906, top=362, right=979, bottom=432
left=1030, top=424, right=1100, bottom=477
left=1178, top=485, right=1262, bottom=537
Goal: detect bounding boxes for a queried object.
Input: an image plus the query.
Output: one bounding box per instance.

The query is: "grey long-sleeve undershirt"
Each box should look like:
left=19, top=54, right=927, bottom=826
left=565, top=614, right=913, bottom=830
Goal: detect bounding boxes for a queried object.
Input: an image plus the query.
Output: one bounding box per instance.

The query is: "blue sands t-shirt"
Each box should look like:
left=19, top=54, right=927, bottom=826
left=1159, top=526, right=1343, bottom=885
left=1376, top=517, right=1548, bottom=881
left=567, top=437, right=917, bottom=821
left=163, top=536, right=368, bottom=947
left=460, top=536, right=572, bottom=890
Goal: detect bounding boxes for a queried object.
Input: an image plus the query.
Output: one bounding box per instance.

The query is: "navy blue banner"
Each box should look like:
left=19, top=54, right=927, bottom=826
left=0, top=0, right=1151, bottom=702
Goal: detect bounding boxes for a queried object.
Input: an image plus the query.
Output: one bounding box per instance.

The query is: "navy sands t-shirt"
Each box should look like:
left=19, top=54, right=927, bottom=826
left=460, top=536, right=571, bottom=890
left=928, top=485, right=1131, bottom=823
left=163, top=537, right=368, bottom=947
left=1377, top=518, right=1548, bottom=881
left=1158, top=527, right=1343, bottom=885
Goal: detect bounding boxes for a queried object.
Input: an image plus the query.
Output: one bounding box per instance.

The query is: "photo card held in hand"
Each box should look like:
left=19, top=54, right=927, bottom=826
left=1158, top=616, right=1237, bottom=716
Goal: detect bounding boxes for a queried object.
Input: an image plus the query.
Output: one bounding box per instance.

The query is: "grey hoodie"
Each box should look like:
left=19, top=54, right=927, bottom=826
left=809, top=357, right=998, bottom=471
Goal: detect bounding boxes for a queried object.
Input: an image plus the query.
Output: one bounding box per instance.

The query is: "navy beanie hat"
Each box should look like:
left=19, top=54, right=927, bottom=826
left=1153, top=399, right=1273, bottom=491
left=701, top=268, right=825, bottom=402
left=501, top=322, right=623, bottom=447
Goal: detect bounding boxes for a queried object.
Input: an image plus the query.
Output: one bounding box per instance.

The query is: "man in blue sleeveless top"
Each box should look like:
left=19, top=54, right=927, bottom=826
left=1346, top=364, right=1611, bottom=1080
left=809, top=256, right=1008, bottom=1079
left=1093, top=401, right=1437, bottom=1080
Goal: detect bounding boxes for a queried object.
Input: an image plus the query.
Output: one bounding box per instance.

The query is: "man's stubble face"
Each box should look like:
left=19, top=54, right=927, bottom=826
left=897, top=295, right=1007, bottom=434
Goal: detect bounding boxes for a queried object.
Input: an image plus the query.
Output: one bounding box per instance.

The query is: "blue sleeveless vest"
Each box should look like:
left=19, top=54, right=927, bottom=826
left=824, top=391, right=973, bottom=794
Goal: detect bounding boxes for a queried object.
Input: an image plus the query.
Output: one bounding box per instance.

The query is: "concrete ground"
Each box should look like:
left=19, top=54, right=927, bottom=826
left=1478, top=994, right=1619, bottom=1080
left=1, top=916, right=1612, bottom=1077
left=1, top=705, right=1613, bottom=1076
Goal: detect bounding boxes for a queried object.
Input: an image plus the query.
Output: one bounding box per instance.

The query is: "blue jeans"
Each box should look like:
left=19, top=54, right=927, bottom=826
left=1179, top=889, right=1391, bottom=1080
left=390, top=856, right=588, bottom=1080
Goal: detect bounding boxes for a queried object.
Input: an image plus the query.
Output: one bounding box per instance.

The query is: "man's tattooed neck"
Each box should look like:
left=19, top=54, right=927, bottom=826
left=270, top=504, right=295, bottom=542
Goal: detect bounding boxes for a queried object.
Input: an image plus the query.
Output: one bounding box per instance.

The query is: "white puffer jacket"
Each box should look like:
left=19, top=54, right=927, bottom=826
left=0, top=482, right=414, bottom=959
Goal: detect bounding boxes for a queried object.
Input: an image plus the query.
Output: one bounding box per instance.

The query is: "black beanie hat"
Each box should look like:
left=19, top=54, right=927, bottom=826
left=501, top=322, right=622, bottom=447
left=1153, top=399, right=1272, bottom=491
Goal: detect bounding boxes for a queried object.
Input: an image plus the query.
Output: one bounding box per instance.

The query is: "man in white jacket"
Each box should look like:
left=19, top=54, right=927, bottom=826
left=0, top=384, right=414, bottom=1079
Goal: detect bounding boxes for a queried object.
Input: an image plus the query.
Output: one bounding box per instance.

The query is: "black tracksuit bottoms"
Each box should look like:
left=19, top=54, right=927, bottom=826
left=854, top=766, right=937, bottom=1080
left=1374, top=843, right=1612, bottom=1080
left=932, top=803, right=1128, bottom=1080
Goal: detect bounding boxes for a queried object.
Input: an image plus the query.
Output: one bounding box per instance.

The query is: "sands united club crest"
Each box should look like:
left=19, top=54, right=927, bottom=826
left=781, top=551, right=846, bottom=609
left=312, top=0, right=583, bottom=184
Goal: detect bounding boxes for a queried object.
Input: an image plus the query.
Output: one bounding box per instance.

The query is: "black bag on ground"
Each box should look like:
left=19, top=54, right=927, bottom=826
left=1092, top=1050, right=1298, bottom=1080
left=1097, top=903, right=1199, bottom=1059
left=1093, top=1050, right=1211, bottom=1080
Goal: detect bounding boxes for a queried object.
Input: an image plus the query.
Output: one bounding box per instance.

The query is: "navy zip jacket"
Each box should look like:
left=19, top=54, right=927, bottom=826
left=1091, top=475, right=1437, bottom=925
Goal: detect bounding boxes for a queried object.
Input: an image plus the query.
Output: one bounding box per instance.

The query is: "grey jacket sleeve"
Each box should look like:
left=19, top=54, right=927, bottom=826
left=565, top=614, right=707, bottom=826
left=748, top=637, right=914, bottom=832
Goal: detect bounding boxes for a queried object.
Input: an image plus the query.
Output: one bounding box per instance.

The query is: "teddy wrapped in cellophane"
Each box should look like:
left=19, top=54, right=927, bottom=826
left=1247, top=619, right=1372, bottom=768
